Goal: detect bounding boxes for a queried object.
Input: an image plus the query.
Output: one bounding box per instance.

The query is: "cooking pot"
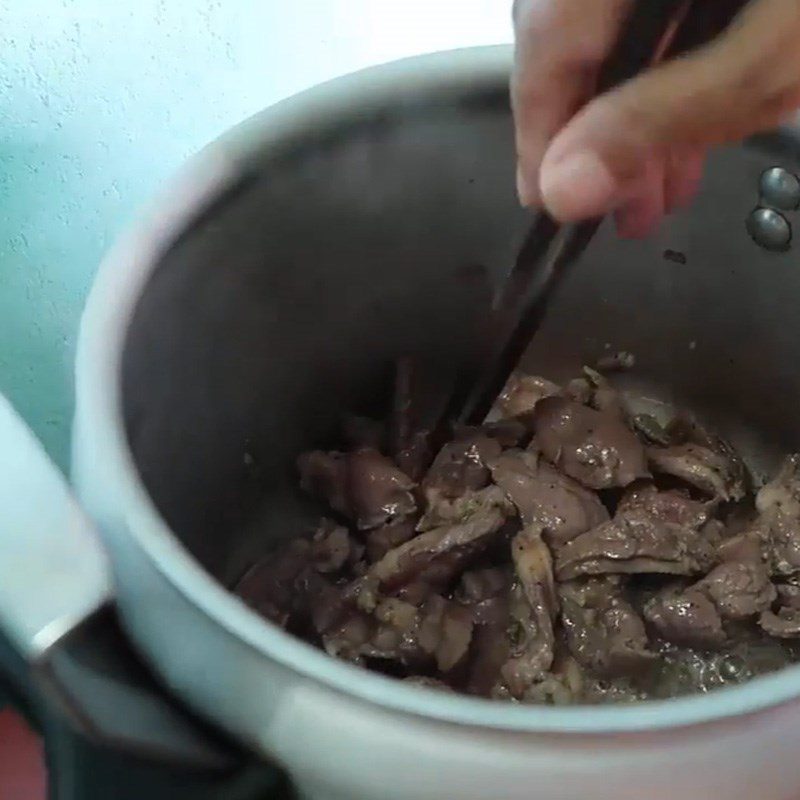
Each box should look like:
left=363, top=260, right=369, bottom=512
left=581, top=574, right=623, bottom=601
left=4, top=44, right=800, bottom=800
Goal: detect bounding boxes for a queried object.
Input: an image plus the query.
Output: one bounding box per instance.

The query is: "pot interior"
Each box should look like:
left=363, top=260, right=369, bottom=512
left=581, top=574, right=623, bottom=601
left=121, top=82, right=800, bottom=597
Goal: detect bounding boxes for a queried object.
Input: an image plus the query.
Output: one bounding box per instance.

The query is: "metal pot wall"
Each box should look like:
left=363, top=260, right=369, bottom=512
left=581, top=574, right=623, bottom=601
left=4, top=45, right=800, bottom=800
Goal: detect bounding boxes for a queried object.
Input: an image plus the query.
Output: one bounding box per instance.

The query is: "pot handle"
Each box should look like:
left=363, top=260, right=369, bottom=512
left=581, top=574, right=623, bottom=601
left=0, top=394, right=237, bottom=770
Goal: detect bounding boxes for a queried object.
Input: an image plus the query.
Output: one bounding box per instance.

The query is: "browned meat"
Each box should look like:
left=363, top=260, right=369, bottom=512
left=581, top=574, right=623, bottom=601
left=416, top=484, right=512, bottom=532
left=522, top=652, right=586, bottom=705
left=532, top=396, right=649, bottom=489
left=495, top=372, right=559, bottom=419
left=466, top=604, right=512, bottom=696
left=630, top=414, right=672, bottom=446
left=277, top=368, right=800, bottom=703
left=347, top=448, right=418, bottom=529
left=367, top=506, right=508, bottom=597
left=776, top=581, right=800, bottom=609
left=755, top=455, right=800, bottom=577
left=512, top=524, right=558, bottom=621
left=668, top=413, right=748, bottom=492
left=297, top=450, right=350, bottom=519
left=694, top=560, right=776, bottom=621
left=499, top=581, right=555, bottom=698
left=559, top=577, right=654, bottom=677
left=643, top=588, right=726, bottom=649
left=617, top=484, right=711, bottom=530
left=234, top=539, right=311, bottom=627
left=456, top=567, right=511, bottom=604
left=418, top=595, right=474, bottom=671
left=555, top=509, right=715, bottom=581
left=760, top=607, right=800, bottom=638
left=310, top=520, right=356, bottom=573
left=422, top=432, right=502, bottom=500
left=647, top=443, right=746, bottom=502
left=298, top=448, right=417, bottom=530
left=488, top=449, right=609, bottom=548
left=495, top=526, right=559, bottom=698
left=596, top=351, right=636, bottom=372
left=365, top=520, right=417, bottom=563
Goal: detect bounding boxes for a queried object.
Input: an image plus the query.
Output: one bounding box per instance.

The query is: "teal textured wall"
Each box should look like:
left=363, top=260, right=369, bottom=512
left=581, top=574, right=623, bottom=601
left=0, top=1, right=510, bottom=469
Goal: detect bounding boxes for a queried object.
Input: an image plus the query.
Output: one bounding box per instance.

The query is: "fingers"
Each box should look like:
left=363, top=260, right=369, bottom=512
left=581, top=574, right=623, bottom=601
left=539, top=0, right=800, bottom=221
left=511, top=0, right=633, bottom=206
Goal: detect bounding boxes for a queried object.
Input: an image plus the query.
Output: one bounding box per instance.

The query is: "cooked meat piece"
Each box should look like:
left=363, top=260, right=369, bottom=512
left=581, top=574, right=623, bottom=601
left=234, top=539, right=312, bottom=627
left=533, top=396, right=649, bottom=490
left=284, top=366, right=800, bottom=704
left=755, top=455, right=800, bottom=577
left=648, top=443, right=746, bottom=502
left=320, top=612, right=375, bottom=663
left=418, top=595, right=474, bottom=671
left=582, top=675, right=646, bottom=704
left=416, top=484, right=512, bottom=532
left=365, top=519, right=417, bottom=563
left=759, top=607, right=800, bottom=638
left=488, top=449, right=609, bottom=548
left=580, top=366, right=628, bottom=418
left=717, top=530, right=765, bottom=564
left=757, top=455, right=800, bottom=517
left=368, top=506, right=508, bottom=596
left=466, top=601, right=512, bottom=696
left=630, top=414, right=672, bottom=446
left=596, top=351, right=636, bottom=372
left=422, top=433, right=502, bottom=500
left=522, top=653, right=586, bottom=705
left=559, top=576, right=654, bottom=677
left=402, top=676, right=455, bottom=692
left=342, top=415, right=385, bottom=451
left=495, top=372, right=560, bottom=419
left=496, top=526, right=559, bottom=698
left=499, top=580, right=556, bottom=698
left=776, top=581, right=800, bottom=609
left=347, top=448, right=417, bottom=529
left=643, top=588, right=726, bottom=649
left=694, top=560, right=776, bottom=621
left=555, top=509, right=715, bottom=581
left=310, top=520, right=354, bottom=573
left=563, top=377, right=593, bottom=405
left=512, top=524, right=558, bottom=621
left=297, top=450, right=350, bottom=519
left=298, top=448, right=417, bottom=529
left=618, top=483, right=710, bottom=529
left=456, top=567, right=511, bottom=604
left=668, top=413, right=748, bottom=490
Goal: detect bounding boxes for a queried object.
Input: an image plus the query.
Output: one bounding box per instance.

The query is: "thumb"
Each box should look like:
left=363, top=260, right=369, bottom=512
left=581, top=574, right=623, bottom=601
left=540, top=0, right=800, bottom=222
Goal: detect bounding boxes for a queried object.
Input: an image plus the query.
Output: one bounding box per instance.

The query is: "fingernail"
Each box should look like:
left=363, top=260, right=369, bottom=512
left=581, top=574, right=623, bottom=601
left=516, top=165, right=539, bottom=208
left=540, top=151, right=618, bottom=221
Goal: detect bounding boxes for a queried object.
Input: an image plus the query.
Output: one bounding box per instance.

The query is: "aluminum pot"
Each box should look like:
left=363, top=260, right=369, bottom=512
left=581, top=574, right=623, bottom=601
left=4, top=44, right=800, bottom=800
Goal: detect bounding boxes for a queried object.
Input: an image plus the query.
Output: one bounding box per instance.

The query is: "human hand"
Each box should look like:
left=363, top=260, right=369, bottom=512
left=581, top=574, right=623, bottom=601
left=512, top=0, right=800, bottom=237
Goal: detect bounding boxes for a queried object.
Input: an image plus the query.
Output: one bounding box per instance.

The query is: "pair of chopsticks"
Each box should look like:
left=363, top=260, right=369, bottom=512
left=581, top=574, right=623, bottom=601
left=448, top=0, right=749, bottom=426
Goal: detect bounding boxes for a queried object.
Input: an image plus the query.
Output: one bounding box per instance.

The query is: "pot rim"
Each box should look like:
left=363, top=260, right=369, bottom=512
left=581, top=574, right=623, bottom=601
left=75, top=43, right=800, bottom=735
